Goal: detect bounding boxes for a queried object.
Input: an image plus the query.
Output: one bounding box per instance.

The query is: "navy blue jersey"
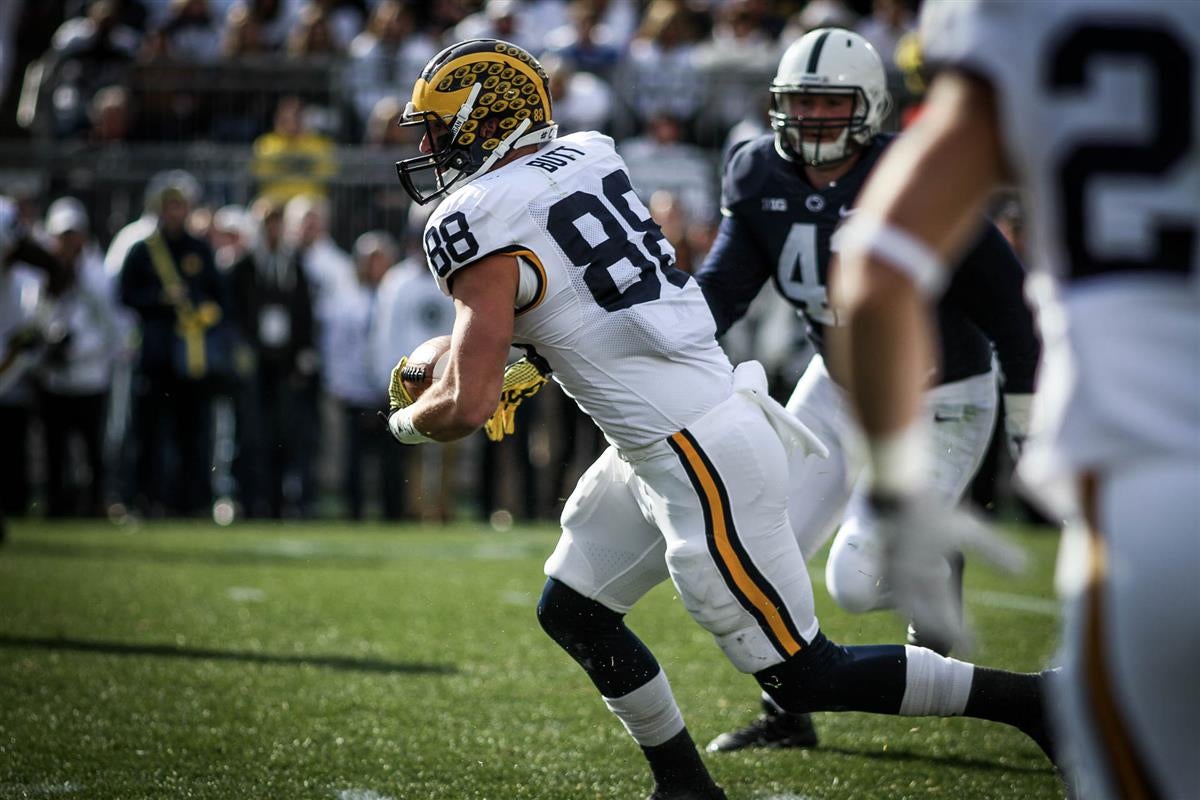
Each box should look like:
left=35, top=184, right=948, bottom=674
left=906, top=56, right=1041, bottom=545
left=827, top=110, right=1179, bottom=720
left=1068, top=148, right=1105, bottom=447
left=696, top=134, right=1040, bottom=392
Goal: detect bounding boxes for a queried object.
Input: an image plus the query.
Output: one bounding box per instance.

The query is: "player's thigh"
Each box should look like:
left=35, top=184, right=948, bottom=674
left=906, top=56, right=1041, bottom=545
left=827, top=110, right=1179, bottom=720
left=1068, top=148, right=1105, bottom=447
left=635, top=397, right=819, bottom=674
left=1053, top=460, right=1200, bottom=800
left=545, top=447, right=668, bottom=613
left=925, top=370, right=998, bottom=502
left=784, top=356, right=857, bottom=559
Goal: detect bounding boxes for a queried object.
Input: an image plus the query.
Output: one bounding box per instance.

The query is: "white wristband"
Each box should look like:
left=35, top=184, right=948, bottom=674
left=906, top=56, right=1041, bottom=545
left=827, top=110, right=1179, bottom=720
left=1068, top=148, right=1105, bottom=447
left=867, top=421, right=929, bottom=497
left=832, top=213, right=948, bottom=297
left=388, top=407, right=434, bottom=445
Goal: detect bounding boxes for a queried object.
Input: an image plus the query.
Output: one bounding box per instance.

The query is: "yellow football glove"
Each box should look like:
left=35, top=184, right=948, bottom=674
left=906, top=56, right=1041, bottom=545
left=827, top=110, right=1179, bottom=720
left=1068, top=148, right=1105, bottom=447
left=483, top=357, right=550, bottom=442
left=388, top=356, right=415, bottom=411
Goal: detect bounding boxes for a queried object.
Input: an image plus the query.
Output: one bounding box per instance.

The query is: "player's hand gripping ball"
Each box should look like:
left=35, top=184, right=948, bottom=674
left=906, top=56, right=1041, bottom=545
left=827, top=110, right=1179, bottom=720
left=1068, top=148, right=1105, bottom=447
left=389, top=335, right=451, bottom=410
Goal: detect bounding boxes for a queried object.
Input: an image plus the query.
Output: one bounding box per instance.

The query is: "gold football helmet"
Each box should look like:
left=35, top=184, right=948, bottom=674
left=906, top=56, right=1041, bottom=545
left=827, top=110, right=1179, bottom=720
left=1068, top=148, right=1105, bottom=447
left=396, top=39, right=558, bottom=205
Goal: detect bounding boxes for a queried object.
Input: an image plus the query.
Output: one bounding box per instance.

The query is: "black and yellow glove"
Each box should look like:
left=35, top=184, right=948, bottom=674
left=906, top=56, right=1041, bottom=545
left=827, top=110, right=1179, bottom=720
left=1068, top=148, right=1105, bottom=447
left=483, top=357, right=550, bottom=442
left=388, top=356, right=416, bottom=412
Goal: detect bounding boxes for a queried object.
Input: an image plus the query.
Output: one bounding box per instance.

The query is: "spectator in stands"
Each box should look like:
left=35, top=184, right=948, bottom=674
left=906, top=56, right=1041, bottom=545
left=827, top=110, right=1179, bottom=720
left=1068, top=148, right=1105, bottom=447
left=221, top=1, right=272, bottom=55
left=542, top=53, right=613, bottom=135
left=779, top=0, right=857, bottom=46
left=119, top=174, right=230, bottom=516
left=306, top=0, right=367, bottom=51
left=286, top=2, right=342, bottom=58
left=619, top=0, right=704, bottom=134
left=226, top=0, right=292, bottom=51
left=251, top=96, right=337, bottom=204
left=284, top=192, right=353, bottom=514
left=368, top=212, right=457, bottom=521
left=363, top=97, right=418, bottom=231
left=283, top=193, right=352, bottom=332
left=38, top=199, right=121, bottom=517
left=347, top=0, right=436, bottom=129
left=228, top=196, right=316, bottom=518
left=854, top=0, right=913, bottom=85
left=452, top=0, right=539, bottom=53
left=691, top=0, right=780, bottom=140
left=40, top=0, right=140, bottom=137
left=618, top=111, right=717, bottom=225
left=326, top=231, right=400, bottom=520
left=0, top=222, right=51, bottom=521
left=210, top=204, right=254, bottom=270
left=157, top=0, right=222, bottom=62
left=87, top=84, right=133, bottom=142
left=542, top=0, right=624, bottom=79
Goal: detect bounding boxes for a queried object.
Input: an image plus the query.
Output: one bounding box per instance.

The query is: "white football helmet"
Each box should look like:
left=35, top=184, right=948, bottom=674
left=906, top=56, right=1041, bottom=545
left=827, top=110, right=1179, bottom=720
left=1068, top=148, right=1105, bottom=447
left=770, top=28, right=892, bottom=167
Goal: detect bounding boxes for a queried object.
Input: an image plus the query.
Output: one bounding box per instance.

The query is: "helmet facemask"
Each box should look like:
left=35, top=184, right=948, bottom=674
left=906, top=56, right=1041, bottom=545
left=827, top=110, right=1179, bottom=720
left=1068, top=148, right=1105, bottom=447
left=395, top=39, right=559, bottom=206
left=769, top=86, right=871, bottom=168
left=395, top=96, right=483, bottom=206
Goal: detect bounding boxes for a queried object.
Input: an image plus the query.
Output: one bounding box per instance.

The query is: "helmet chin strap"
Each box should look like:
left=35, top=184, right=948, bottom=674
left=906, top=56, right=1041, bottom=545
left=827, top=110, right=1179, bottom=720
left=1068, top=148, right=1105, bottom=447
left=800, top=127, right=852, bottom=167
left=468, top=119, right=560, bottom=185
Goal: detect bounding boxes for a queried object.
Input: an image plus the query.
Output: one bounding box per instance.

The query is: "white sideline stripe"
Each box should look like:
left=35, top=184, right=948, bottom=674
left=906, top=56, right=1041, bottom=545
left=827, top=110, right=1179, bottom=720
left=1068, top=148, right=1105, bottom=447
left=226, top=586, right=266, bottom=602
left=968, top=590, right=1059, bottom=617
left=809, top=570, right=1060, bottom=617
left=335, top=789, right=397, bottom=800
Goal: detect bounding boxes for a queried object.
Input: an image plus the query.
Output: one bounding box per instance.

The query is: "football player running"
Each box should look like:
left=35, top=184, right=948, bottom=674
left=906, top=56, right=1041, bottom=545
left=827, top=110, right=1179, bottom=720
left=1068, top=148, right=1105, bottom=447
left=695, top=28, right=1042, bottom=752
left=387, top=39, right=1055, bottom=800
left=831, top=2, right=1199, bottom=798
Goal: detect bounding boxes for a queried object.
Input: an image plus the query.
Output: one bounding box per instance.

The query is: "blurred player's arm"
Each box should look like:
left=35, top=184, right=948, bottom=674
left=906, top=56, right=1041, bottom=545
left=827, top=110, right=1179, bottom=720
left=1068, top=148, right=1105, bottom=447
left=829, top=72, right=1021, bottom=649
left=694, top=212, right=773, bottom=337
left=390, top=254, right=516, bottom=443
left=830, top=72, right=1008, bottom=474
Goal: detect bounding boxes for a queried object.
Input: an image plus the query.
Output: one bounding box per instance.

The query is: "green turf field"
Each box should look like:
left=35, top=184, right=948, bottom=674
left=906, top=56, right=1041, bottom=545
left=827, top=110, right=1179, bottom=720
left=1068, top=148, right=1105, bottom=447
left=0, top=520, right=1064, bottom=799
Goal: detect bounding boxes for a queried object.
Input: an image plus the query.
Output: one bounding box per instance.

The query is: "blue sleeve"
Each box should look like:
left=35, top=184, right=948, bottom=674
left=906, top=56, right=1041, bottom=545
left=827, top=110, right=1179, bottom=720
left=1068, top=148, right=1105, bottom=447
left=943, top=222, right=1041, bottom=393
left=694, top=212, right=773, bottom=338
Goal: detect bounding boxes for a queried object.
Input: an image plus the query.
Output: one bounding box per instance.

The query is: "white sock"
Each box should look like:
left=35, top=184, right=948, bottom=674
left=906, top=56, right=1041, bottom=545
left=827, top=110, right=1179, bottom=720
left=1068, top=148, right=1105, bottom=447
left=602, top=670, right=685, bottom=747
left=899, top=645, right=974, bottom=716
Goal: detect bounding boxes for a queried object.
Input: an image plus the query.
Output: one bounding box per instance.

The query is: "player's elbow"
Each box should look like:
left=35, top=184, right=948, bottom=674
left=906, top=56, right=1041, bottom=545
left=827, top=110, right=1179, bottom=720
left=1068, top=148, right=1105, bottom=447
left=833, top=258, right=923, bottom=320
left=452, top=382, right=503, bottom=433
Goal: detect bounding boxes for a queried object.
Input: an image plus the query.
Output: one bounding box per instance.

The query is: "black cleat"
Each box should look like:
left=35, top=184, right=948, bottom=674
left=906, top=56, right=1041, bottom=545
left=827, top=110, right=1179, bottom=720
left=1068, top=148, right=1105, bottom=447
left=705, top=699, right=818, bottom=752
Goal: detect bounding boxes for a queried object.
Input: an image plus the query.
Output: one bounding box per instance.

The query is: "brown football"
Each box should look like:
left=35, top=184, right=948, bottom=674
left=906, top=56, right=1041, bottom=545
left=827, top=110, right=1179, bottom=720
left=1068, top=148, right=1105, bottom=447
left=400, top=335, right=452, bottom=401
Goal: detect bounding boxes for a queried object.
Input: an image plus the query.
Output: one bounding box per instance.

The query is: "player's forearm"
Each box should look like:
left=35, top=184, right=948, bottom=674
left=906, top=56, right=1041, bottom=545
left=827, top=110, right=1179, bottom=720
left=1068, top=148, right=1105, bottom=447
left=832, top=263, right=933, bottom=439
left=407, top=358, right=505, bottom=442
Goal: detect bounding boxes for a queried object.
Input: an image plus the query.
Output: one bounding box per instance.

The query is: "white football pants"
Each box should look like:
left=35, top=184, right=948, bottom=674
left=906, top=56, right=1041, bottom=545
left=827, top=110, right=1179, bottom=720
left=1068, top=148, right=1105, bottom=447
left=1051, top=460, right=1200, bottom=800
left=783, top=355, right=998, bottom=612
left=545, top=382, right=821, bottom=674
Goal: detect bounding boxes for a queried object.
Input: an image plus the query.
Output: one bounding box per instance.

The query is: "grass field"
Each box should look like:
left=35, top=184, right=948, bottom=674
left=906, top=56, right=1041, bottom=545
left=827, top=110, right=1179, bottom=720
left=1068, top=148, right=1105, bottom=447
left=0, top=520, right=1065, bottom=800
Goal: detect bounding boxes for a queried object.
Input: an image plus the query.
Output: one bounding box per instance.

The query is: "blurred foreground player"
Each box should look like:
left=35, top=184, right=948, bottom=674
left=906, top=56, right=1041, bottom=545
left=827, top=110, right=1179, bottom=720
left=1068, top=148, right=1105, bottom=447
left=385, top=38, right=1055, bottom=800
left=832, top=2, right=1199, bottom=797
left=695, top=28, right=1041, bottom=752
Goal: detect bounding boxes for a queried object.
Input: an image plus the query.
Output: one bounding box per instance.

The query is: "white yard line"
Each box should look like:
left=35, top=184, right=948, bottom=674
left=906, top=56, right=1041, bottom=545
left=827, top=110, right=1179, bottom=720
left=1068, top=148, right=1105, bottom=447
left=335, top=789, right=397, bottom=800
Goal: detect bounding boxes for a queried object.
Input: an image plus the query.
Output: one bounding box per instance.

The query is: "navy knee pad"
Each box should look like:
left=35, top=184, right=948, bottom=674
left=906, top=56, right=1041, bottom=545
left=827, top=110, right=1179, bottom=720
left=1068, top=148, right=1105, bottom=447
left=754, top=631, right=907, bottom=715
left=537, top=578, right=661, bottom=698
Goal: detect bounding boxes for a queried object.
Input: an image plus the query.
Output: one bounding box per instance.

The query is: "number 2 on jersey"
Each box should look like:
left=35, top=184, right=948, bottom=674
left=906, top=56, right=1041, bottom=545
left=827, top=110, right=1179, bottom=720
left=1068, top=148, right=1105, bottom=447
left=1046, top=23, right=1195, bottom=280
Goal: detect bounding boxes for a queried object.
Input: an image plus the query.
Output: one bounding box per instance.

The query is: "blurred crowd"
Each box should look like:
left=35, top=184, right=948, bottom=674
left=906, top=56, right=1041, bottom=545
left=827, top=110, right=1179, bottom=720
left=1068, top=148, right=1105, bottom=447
left=0, top=0, right=936, bottom=523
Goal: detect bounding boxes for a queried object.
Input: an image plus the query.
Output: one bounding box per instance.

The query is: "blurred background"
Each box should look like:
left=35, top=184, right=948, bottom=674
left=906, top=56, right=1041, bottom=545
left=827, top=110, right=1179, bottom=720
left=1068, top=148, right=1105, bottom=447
left=1, top=0, right=984, bottom=529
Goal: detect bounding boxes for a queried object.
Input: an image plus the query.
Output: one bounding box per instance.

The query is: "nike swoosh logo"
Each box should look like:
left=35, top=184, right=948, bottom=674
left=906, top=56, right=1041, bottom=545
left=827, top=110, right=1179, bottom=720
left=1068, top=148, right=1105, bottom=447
left=838, top=205, right=853, bottom=218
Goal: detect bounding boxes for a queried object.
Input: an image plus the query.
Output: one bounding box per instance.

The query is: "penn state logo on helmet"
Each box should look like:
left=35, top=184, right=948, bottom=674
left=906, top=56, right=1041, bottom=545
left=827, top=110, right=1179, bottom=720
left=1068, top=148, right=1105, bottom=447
left=396, top=39, right=559, bottom=205
left=769, top=28, right=892, bottom=167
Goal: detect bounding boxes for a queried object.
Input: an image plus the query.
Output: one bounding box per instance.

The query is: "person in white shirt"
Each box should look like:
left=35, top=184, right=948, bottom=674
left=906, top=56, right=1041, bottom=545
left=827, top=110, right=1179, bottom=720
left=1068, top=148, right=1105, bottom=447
left=369, top=214, right=457, bottom=521
left=38, top=200, right=121, bottom=517
left=326, top=231, right=401, bottom=520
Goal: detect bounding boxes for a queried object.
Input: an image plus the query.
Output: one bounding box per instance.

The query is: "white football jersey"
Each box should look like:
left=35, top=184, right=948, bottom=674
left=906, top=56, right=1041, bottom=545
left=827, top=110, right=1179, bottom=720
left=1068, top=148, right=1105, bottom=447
left=921, top=0, right=1200, bottom=493
left=423, top=130, right=733, bottom=450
